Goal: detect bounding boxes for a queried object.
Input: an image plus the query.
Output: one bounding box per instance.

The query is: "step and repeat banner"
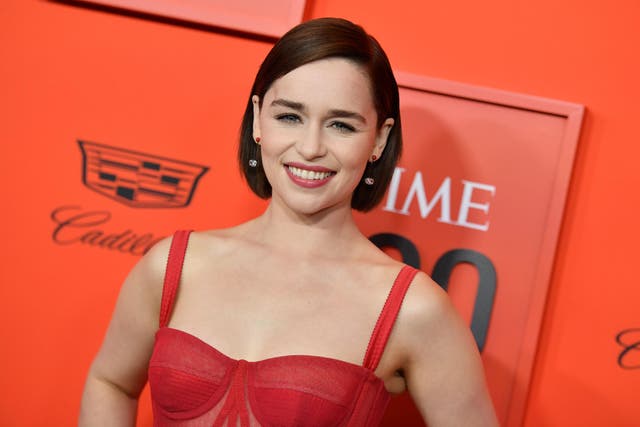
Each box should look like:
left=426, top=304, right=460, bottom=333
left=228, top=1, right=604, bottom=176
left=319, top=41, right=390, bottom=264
left=4, top=2, right=586, bottom=426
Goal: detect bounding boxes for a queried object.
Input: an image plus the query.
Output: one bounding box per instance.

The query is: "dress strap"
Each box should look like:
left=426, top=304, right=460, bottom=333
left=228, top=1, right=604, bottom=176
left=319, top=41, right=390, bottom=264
left=159, top=230, right=192, bottom=328
left=362, top=265, right=419, bottom=371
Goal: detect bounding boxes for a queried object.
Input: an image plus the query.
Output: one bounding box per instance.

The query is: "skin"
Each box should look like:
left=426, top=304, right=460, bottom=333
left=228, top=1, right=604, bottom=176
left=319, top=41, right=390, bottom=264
left=79, top=58, right=498, bottom=426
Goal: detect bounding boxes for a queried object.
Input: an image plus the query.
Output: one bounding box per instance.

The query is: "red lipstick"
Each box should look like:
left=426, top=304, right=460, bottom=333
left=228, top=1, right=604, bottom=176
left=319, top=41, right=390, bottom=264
left=284, top=163, right=335, bottom=188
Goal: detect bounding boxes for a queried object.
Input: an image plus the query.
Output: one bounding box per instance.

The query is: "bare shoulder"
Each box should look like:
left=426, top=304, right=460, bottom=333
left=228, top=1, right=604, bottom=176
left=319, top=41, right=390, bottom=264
left=183, top=227, right=244, bottom=263
left=395, top=270, right=499, bottom=426
left=394, top=269, right=476, bottom=369
left=390, top=270, right=467, bottom=358
left=184, top=226, right=253, bottom=255
left=105, top=233, right=179, bottom=331
left=123, top=234, right=174, bottom=300
left=397, top=270, right=458, bottom=338
left=402, top=270, right=448, bottom=309
left=122, top=225, right=255, bottom=321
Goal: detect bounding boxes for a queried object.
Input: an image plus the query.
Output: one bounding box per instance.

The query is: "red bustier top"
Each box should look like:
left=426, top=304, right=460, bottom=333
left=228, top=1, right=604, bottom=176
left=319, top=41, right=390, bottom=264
left=148, top=230, right=419, bottom=426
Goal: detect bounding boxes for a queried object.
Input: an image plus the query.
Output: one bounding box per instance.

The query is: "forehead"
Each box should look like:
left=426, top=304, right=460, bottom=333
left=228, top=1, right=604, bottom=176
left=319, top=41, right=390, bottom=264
left=264, top=58, right=375, bottom=112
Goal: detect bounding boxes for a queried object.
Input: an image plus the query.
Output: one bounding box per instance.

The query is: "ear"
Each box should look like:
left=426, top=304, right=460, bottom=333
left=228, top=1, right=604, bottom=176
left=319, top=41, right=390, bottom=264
left=371, top=118, right=394, bottom=160
left=252, top=95, right=262, bottom=142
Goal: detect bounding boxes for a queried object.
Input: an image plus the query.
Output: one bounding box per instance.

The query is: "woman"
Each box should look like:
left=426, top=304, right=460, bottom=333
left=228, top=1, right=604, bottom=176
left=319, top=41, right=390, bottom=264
left=80, top=17, right=498, bottom=427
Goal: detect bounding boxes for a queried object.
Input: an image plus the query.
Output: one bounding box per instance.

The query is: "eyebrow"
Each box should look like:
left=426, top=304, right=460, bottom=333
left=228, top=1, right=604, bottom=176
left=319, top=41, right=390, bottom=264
left=270, top=98, right=305, bottom=111
left=327, top=109, right=367, bottom=125
left=270, top=98, right=367, bottom=125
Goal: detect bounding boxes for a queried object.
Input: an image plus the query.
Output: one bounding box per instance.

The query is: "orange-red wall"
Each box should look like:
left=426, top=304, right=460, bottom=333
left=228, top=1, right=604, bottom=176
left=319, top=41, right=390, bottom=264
left=2, top=0, right=639, bottom=425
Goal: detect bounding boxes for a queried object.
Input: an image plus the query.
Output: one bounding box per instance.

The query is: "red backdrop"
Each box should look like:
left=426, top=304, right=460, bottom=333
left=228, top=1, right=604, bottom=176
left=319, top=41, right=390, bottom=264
left=1, top=1, right=639, bottom=426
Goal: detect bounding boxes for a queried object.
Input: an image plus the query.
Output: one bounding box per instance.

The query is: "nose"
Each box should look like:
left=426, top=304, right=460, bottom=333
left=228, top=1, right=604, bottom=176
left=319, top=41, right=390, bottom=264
left=295, top=124, right=327, bottom=160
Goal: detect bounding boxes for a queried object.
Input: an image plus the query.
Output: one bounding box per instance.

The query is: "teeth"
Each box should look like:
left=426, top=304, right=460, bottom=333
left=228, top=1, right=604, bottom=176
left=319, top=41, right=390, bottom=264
left=288, top=166, right=333, bottom=180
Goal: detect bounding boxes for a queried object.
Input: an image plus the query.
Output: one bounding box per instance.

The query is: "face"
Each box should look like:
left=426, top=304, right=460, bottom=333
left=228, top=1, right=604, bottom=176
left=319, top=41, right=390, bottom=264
left=252, top=58, right=394, bottom=216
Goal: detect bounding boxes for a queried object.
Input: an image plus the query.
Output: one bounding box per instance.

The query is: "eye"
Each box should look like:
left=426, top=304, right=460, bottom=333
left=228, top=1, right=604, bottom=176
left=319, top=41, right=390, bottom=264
left=329, top=121, right=356, bottom=133
left=275, top=113, right=301, bottom=124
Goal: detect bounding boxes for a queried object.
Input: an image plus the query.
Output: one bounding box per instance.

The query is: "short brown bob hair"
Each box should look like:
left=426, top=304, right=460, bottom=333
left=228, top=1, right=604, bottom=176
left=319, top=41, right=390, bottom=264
left=239, top=17, right=402, bottom=212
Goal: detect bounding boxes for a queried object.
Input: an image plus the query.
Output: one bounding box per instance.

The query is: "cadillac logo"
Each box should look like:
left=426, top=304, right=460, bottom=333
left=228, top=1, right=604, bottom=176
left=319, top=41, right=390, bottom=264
left=78, top=140, right=209, bottom=208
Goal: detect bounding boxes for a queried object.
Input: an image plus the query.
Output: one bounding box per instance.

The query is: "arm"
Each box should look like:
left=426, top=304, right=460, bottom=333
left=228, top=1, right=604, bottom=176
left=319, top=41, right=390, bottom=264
left=79, top=238, right=171, bottom=427
left=401, top=273, right=499, bottom=427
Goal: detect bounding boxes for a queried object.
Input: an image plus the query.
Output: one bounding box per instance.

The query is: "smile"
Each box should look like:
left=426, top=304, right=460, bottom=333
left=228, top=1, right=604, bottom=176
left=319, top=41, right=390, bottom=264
left=287, top=166, right=334, bottom=180
left=284, top=163, right=335, bottom=188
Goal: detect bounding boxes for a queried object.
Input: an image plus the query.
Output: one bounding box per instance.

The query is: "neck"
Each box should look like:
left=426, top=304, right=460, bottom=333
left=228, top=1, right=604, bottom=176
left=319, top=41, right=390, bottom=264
left=246, top=199, right=366, bottom=260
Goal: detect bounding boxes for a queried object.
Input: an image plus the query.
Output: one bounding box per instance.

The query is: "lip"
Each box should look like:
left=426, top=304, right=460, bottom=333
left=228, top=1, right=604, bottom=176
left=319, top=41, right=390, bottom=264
left=285, top=162, right=335, bottom=173
left=284, top=162, right=335, bottom=189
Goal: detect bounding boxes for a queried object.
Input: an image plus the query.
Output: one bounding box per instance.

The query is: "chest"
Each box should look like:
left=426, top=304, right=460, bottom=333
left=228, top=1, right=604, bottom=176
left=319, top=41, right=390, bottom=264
left=149, top=327, right=391, bottom=427
left=169, top=265, right=388, bottom=364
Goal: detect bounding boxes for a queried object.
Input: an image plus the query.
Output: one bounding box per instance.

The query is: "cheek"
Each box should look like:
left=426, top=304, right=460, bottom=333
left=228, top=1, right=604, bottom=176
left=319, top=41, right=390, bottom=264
left=338, top=139, right=374, bottom=167
left=258, top=124, right=286, bottom=156
left=259, top=125, right=300, bottom=155
left=334, top=147, right=370, bottom=185
left=344, top=153, right=368, bottom=171
left=260, top=143, right=280, bottom=173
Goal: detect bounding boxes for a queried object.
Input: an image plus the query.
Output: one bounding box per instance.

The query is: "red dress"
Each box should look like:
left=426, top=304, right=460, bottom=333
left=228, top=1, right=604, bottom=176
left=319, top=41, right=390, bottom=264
left=149, top=230, right=419, bottom=426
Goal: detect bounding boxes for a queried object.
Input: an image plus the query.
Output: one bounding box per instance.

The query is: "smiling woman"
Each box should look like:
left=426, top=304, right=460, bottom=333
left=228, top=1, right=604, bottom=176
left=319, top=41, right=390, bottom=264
left=251, top=58, right=394, bottom=215
left=239, top=18, right=403, bottom=212
left=79, top=17, right=498, bottom=427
